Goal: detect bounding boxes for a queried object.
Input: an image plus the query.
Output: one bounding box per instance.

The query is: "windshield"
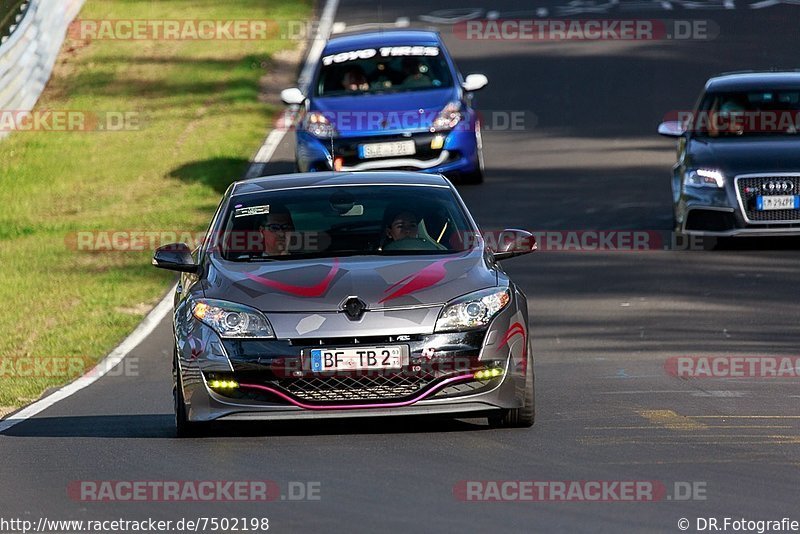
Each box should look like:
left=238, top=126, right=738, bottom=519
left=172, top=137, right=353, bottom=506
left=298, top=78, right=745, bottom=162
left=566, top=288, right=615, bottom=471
left=315, top=46, right=454, bottom=97
left=213, top=185, right=476, bottom=261
left=692, top=90, right=800, bottom=137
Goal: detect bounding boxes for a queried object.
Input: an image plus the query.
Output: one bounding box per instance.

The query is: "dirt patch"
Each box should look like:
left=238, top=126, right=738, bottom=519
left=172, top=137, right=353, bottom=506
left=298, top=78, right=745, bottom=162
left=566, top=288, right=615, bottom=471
left=115, top=302, right=155, bottom=316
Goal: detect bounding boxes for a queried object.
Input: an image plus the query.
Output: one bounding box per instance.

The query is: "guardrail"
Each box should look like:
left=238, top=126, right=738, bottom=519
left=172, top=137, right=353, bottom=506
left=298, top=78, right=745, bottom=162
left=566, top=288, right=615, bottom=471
left=0, top=0, right=85, bottom=139
left=0, top=0, right=28, bottom=39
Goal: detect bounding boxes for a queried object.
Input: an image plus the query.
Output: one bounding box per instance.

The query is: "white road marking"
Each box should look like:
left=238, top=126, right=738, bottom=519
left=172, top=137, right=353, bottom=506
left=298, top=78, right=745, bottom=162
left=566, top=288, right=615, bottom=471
left=1, top=0, right=342, bottom=434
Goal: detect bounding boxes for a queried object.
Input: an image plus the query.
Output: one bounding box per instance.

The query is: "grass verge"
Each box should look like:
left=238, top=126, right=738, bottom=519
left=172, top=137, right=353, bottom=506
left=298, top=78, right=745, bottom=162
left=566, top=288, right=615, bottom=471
left=0, top=0, right=310, bottom=408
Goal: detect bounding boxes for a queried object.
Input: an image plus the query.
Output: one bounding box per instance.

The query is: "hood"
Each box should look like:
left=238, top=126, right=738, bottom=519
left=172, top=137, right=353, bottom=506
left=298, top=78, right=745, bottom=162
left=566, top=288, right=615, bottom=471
left=202, top=248, right=497, bottom=313
left=688, top=137, right=800, bottom=175
left=309, top=89, right=456, bottom=137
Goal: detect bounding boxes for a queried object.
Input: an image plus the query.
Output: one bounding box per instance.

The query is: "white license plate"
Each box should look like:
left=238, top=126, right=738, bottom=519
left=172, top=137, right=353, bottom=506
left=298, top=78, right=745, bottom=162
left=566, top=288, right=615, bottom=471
left=310, top=346, right=409, bottom=372
left=359, top=140, right=416, bottom=159
left=758, top=195, right=799, bottom=210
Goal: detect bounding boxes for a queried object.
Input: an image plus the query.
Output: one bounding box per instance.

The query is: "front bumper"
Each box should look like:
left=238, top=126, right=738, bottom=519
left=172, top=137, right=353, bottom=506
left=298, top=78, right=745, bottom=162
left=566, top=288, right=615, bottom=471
left=177, top=319, right=530, bottom=422
left=295, top=128, right=480, bottom=178
left=677, top=174, right=800, bottom=237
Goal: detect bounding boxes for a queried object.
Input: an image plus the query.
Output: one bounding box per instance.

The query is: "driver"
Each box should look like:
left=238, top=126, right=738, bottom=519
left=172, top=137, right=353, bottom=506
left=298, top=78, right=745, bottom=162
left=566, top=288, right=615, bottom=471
left=258, top=206, right=295, bottom=255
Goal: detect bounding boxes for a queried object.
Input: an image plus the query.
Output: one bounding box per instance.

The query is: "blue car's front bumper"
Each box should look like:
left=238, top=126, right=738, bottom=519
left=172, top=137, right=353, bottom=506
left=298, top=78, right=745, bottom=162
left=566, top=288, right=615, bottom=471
left=295, top=127, right=480, bottom=179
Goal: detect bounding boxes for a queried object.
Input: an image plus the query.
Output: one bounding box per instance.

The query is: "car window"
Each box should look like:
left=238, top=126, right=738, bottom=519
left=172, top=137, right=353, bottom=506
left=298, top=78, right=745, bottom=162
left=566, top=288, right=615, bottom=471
left=692, top=90, right=800, bottom=137
left=315, top=46, right=454, bottom=97
left=213, top=185, right=476, bottom=261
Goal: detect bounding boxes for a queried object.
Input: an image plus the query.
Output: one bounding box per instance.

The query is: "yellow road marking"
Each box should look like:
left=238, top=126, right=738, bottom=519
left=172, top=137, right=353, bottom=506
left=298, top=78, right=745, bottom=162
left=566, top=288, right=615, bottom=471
left=637, top=409, right=708, bottom=431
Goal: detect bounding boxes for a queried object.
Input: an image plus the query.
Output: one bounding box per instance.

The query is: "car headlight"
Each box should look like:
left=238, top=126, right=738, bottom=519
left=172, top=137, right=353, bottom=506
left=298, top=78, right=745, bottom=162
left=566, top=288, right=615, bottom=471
left=685, top=169, right=724, bottom=188
left=430, top=101, right=462, bottom=132
left=305, top=111, right=337, bottom=138
left=192, top=299, right=274, bottom=338
left=435, top=288, right=511, bottom=332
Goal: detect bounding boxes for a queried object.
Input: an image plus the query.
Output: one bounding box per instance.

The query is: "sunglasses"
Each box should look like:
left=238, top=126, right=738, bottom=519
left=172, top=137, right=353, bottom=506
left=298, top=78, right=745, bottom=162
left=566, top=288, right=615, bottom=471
left=260, top=223, right=293, bottom=232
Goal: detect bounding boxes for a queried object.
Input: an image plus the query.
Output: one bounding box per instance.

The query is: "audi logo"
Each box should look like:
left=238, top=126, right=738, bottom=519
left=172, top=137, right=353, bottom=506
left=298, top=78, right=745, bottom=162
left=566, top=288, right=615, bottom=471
left=761, top=181, right=795, bottom=193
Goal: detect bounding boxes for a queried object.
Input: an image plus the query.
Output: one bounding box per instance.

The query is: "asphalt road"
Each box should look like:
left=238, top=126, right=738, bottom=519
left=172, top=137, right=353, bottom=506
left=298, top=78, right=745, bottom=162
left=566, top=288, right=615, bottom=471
left=3, top=2, right=800, bottom=533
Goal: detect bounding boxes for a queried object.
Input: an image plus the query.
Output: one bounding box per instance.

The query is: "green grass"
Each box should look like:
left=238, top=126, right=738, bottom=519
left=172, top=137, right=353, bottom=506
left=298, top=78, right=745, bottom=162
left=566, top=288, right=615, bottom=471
left=0, top=0, right=310, bottom=408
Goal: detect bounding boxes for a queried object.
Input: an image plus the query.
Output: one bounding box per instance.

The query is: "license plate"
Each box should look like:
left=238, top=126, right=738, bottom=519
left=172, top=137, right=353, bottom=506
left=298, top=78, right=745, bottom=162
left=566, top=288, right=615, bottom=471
left=359, top=140, right=416, bottom=159
left=757, top=195, right=800, bottom=210
left=310, top=346, right=409, bottom=372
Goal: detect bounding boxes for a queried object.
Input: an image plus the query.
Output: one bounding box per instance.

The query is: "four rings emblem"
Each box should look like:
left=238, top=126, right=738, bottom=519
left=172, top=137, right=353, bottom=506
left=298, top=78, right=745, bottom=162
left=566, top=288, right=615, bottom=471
left=761, top=180, right=794, bottom=193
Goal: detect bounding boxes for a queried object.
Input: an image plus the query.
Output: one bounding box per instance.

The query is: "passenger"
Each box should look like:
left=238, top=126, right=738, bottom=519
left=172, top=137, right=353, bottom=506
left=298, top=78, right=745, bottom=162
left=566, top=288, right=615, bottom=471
left=385, top=210, right=419, bottom=243
left=341, top=66, right=369, bottom=92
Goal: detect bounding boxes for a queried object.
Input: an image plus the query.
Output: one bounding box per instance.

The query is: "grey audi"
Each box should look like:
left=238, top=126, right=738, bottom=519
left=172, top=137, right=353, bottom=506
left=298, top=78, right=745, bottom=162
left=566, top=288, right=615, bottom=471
left=152, top=171, right=536, bottom=436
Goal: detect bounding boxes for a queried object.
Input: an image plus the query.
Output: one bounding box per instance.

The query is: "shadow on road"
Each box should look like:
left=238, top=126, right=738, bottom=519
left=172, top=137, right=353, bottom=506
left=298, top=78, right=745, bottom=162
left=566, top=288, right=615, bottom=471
left=0, top=414, right=491, bottom=439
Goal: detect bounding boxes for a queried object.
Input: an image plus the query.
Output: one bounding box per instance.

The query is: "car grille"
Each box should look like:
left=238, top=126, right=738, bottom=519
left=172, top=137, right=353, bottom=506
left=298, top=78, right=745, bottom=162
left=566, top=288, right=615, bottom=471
left=736, top=175, right=800, bottom=222
left=333, top=132, right=443, bottom=166
left=279, top=372, right=435, bottom=403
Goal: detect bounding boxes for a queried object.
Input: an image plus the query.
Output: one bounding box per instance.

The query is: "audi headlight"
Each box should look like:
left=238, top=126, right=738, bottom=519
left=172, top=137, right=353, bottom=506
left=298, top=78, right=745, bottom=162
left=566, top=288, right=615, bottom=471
left=192, top=299, right=274, bottom=338
left=685, top=169, right=724, bottom=188
left=305, top=111, right=337, bottom=138
left=430, top=101, right=462, bottom=132
left=435, top=288, right=511, bottom=332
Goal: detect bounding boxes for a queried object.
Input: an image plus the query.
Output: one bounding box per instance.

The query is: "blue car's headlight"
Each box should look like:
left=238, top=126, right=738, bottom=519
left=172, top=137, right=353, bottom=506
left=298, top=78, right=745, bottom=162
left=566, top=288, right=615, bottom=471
left=430, top=101, right=463, bottom=132
left=435, top=288, right=511, bottom=332
left=305, top=111, right=337, bottom=138
left=192, top=298, right=274, bottom=338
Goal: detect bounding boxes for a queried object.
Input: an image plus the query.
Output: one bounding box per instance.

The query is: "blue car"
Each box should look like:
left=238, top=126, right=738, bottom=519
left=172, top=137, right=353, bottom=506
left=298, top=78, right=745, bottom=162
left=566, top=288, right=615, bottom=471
left=281, top=29, right=488, bottom=184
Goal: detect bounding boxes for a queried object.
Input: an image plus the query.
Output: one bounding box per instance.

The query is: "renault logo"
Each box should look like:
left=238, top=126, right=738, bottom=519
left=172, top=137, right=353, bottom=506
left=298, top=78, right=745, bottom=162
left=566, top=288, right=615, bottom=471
left=341, top=297, right=367, bottom=321
left=762, top=181, right=794, bottom=193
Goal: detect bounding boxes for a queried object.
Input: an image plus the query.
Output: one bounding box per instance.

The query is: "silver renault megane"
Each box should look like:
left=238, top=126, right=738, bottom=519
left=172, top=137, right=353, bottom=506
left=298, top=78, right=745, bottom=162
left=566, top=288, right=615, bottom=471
left=152, top=171, right=536, bottom=436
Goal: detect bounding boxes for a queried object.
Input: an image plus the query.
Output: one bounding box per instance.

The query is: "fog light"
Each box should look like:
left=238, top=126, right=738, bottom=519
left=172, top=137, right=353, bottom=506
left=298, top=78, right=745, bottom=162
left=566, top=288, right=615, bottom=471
left=209, top=380, right=239, bottom=389
left=334, top=157, right=344, bottom=171
left=474, top=368, right=504, bottom=380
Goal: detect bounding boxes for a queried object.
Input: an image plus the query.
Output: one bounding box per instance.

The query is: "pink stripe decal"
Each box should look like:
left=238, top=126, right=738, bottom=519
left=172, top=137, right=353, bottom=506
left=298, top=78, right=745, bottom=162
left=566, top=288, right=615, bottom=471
left=498, top=322, right=525, bottom=350
left=499, top=322, right=527, bottom=370
left=239, top=373, right=475, bottom=410
left=379, top=258, right=454, bottom=303
left=245, top=258, right=340, bottom=298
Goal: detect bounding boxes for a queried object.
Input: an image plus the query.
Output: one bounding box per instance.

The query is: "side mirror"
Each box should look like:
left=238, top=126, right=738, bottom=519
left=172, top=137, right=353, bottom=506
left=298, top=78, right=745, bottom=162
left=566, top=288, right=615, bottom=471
left=489, top=229, right=537, bottom=260
left=280, top=87, right=306, bottom=106
left=462, top=74, right=488, bottom=92
left=658, top=120, right=686, bottom=137
left=152, top=243, right=197, bottom=273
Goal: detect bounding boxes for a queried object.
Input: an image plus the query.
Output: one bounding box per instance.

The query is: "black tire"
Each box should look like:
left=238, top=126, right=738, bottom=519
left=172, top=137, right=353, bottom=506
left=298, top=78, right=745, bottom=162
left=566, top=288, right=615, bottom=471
left=489, top=349, right=535, bottom=428
left=460, top=167, right=484, bottom=185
